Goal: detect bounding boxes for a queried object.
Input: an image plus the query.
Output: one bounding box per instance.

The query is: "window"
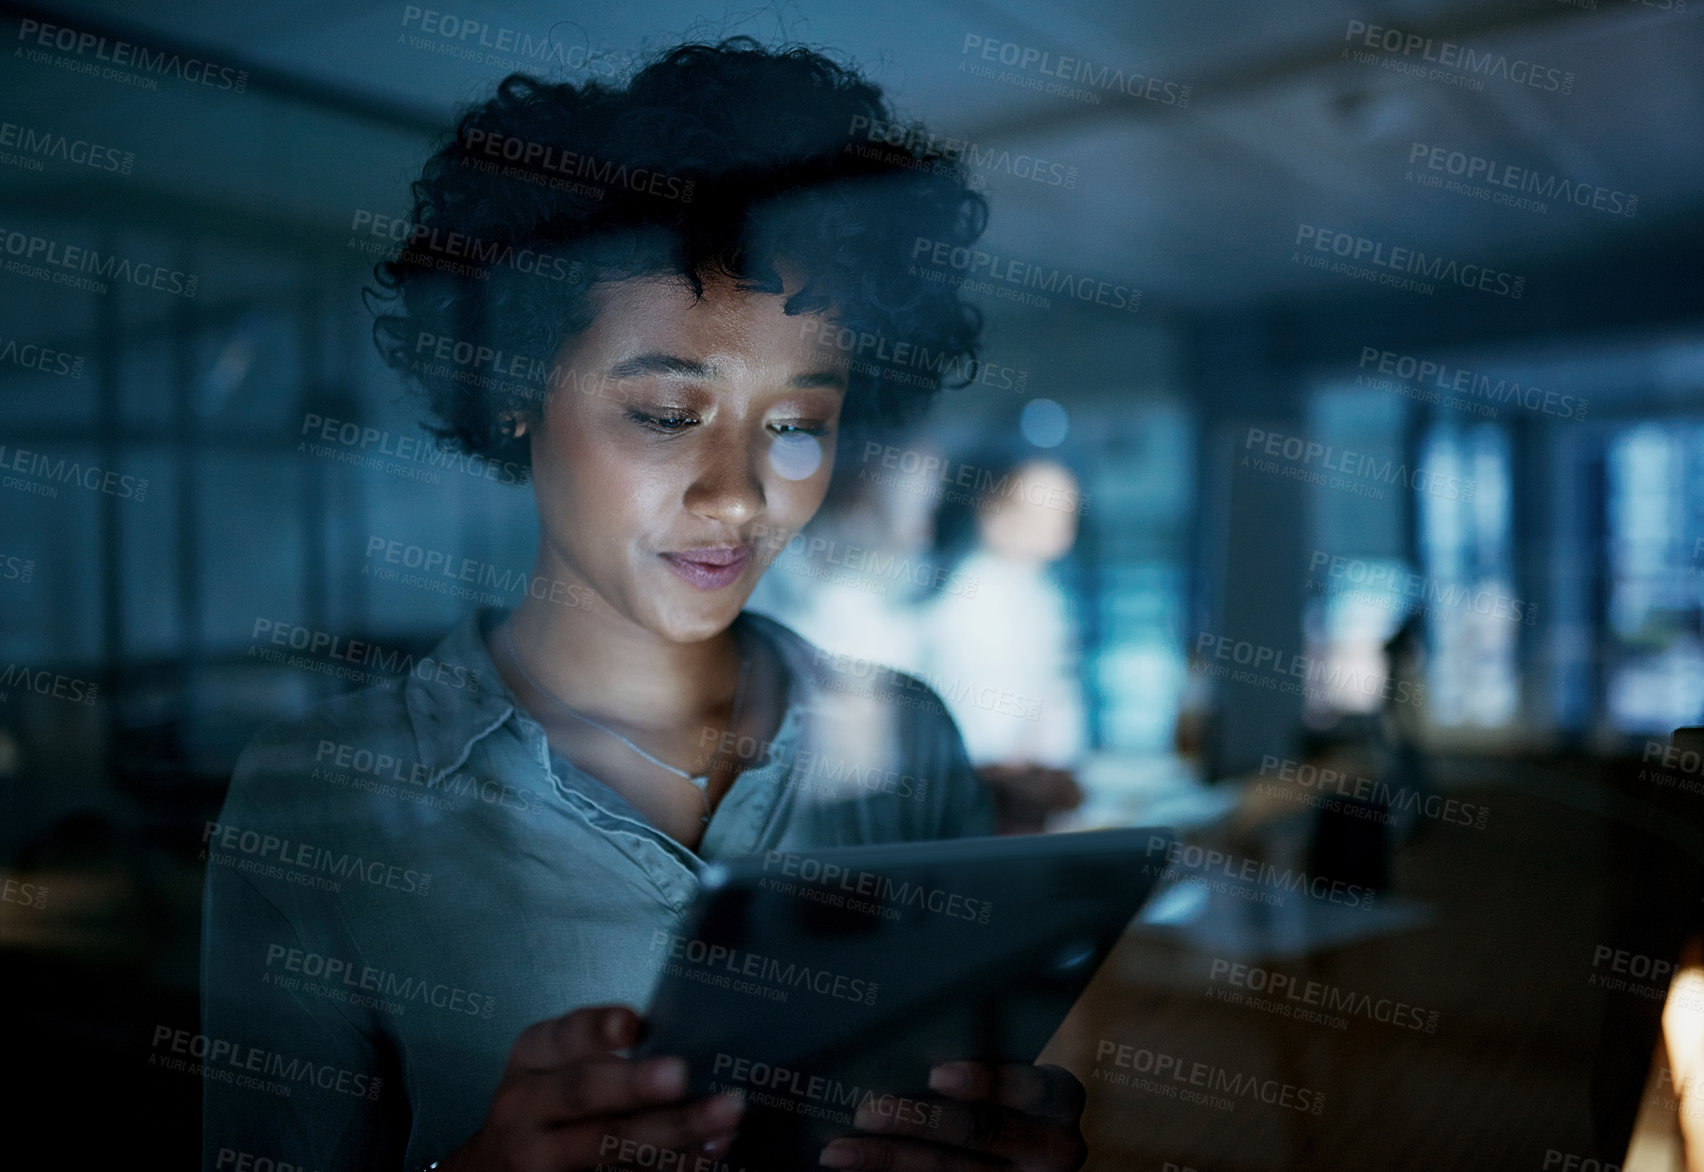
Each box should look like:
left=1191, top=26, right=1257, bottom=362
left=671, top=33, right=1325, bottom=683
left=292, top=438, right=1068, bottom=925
left=1603, top=422, right=1704, bottom=733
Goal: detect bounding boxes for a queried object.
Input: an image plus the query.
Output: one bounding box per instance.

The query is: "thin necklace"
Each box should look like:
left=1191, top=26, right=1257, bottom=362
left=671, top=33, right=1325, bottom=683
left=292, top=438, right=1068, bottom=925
left=501, top=621, right=752, bottom=825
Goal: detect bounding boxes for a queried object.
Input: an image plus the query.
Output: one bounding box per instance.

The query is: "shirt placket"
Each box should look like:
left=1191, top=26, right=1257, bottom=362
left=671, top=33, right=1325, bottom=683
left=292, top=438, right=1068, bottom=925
left=512, top=716, right=705, bottom=911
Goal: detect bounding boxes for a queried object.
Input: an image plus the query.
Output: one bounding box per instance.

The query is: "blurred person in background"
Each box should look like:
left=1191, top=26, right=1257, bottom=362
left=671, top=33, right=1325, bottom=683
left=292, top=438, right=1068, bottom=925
left=923, top=452, right=1088, bottom=833
left=1378, top=610, right=1433, bottom=845
left=745, top=436, right=947, bottom=676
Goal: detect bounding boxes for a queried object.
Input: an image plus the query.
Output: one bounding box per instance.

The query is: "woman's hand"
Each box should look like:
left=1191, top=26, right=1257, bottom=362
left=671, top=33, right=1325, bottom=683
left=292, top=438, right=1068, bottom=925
left=439, top=1005, right=744, bottom=1172
left=818, top=1061, right=1087, bottom=1171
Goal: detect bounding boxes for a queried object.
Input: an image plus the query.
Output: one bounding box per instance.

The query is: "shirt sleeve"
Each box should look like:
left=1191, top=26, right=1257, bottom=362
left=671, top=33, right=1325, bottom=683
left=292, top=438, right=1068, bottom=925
left=200, top=750, right=409, bottom=1170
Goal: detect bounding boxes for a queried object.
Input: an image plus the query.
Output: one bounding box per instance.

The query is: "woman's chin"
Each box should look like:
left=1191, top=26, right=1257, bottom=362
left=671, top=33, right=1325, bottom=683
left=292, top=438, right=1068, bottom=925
left=647, top=593, right=749, bottom=644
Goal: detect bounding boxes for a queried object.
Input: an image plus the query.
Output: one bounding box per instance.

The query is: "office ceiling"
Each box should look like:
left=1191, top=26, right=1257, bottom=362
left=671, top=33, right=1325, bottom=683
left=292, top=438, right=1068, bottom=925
left=0, top=0, right=1700, bottom=313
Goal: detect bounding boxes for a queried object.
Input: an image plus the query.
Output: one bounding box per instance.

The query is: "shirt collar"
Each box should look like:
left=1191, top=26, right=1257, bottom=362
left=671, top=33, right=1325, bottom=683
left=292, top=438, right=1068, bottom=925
left=401, top=607, right=821, bottom=786
left=403, top=607, right=522, bottom=784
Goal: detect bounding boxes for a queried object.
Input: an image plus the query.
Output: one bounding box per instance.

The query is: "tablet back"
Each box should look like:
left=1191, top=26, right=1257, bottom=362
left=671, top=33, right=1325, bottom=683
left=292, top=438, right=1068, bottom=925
left=637, top=827, right=1176, bottom=1171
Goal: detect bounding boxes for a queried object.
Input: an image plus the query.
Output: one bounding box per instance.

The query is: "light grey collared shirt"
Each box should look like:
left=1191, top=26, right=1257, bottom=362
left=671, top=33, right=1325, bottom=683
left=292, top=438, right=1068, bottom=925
left=200, top=608, right=995, bottom=1172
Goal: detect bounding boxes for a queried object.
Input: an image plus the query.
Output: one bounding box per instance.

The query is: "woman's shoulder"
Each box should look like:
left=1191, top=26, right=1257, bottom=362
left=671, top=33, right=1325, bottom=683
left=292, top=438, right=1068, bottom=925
left=222, top=611, right=509, bottom=821
left=742, top=611, right=997, bottom=839
left=234, top=681, right=416, bottom=780
left=744, top=611, right=946, bottom=710
left=220, top=680, right=421, bottom=825
left=741, top=610, right=970, bottom=760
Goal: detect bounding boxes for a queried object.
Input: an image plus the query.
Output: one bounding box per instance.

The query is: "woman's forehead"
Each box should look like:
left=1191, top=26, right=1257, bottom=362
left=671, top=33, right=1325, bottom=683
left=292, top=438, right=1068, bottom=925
left=574, top=273, right=839, bottom=377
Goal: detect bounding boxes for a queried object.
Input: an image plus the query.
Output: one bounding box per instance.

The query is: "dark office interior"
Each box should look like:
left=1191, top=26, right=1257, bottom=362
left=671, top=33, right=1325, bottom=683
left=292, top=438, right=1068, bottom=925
left=2, top=1, right=1703, bottom=1168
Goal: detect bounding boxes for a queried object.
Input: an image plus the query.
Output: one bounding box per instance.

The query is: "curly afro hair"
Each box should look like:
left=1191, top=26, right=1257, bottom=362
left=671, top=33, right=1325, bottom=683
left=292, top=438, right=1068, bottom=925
left=367, top=37, right=990, bottom=472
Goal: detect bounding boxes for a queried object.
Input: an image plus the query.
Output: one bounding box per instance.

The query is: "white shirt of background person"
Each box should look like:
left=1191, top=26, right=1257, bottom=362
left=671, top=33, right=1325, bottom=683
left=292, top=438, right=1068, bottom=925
left=924, top=460, right=1087, bottom=769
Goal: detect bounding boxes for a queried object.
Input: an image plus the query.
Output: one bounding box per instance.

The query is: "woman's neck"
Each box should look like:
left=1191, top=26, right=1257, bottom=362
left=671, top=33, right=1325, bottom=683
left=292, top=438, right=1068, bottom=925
left=501, top=579, right=742, bottom=735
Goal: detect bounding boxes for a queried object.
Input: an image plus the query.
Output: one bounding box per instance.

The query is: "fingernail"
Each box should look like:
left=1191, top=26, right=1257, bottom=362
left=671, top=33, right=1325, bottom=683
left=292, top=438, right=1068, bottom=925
left=819, top=1140, right=860, bottom=1168
left=853, top=1106, right=893, bottom=1132
left=604, top=1011, right=628, bottom=1046
left=701, top=1132, right=734, bottom=1156
left=704, top=1091, right=745, bottom=1126
left=929, top=1064, right=968, bottom=1092
left=648, top=1057, right=687, bottom=1095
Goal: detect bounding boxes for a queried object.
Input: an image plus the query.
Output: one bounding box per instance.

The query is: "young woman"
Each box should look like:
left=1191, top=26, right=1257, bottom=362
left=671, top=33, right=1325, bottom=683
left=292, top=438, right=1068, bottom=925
left=202, top=40, right=1086, bottom=1172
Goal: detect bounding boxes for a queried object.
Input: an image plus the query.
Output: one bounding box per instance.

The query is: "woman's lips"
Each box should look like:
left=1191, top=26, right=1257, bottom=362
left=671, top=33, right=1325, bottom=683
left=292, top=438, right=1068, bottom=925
left=660, top=545, right=752, bottom=590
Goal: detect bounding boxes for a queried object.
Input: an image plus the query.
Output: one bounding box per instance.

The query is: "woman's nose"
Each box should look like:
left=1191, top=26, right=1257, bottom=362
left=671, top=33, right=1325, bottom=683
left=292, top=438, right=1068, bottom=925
left=683, top=436, right=766, bottom=524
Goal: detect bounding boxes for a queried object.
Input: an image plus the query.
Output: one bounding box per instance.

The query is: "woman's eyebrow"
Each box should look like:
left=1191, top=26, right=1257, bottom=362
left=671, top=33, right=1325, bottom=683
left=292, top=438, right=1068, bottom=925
left=609, top=352, right=846, bottom=391
left=607, top=352, right=713, bottom=380
left=792, top=369, right=849, bottom=390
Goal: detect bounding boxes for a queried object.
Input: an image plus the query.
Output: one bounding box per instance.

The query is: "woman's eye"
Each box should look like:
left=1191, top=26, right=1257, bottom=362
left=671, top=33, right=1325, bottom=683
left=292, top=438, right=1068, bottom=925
left=770, top=421, right=830, bottom=437
left=628, top=410, right=696, bottom=434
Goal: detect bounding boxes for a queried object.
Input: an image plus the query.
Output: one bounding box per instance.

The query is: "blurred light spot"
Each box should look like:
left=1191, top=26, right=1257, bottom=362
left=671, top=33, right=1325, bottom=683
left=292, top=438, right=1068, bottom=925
left=1020, top=398, right=1069, bottom=448
left=197, top=310, right=265, bottom=416
left=770, top=433, right=822, bottom=480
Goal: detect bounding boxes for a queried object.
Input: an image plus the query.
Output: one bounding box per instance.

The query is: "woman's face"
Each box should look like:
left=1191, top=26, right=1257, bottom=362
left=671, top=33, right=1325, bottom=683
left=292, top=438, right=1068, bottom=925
left=523, top=272, right=847, bottom=644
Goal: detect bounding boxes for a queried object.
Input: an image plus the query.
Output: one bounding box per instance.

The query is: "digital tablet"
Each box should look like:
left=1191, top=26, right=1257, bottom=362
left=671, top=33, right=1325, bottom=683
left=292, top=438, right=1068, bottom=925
left=636, top=827, right=1177, bottom=1170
